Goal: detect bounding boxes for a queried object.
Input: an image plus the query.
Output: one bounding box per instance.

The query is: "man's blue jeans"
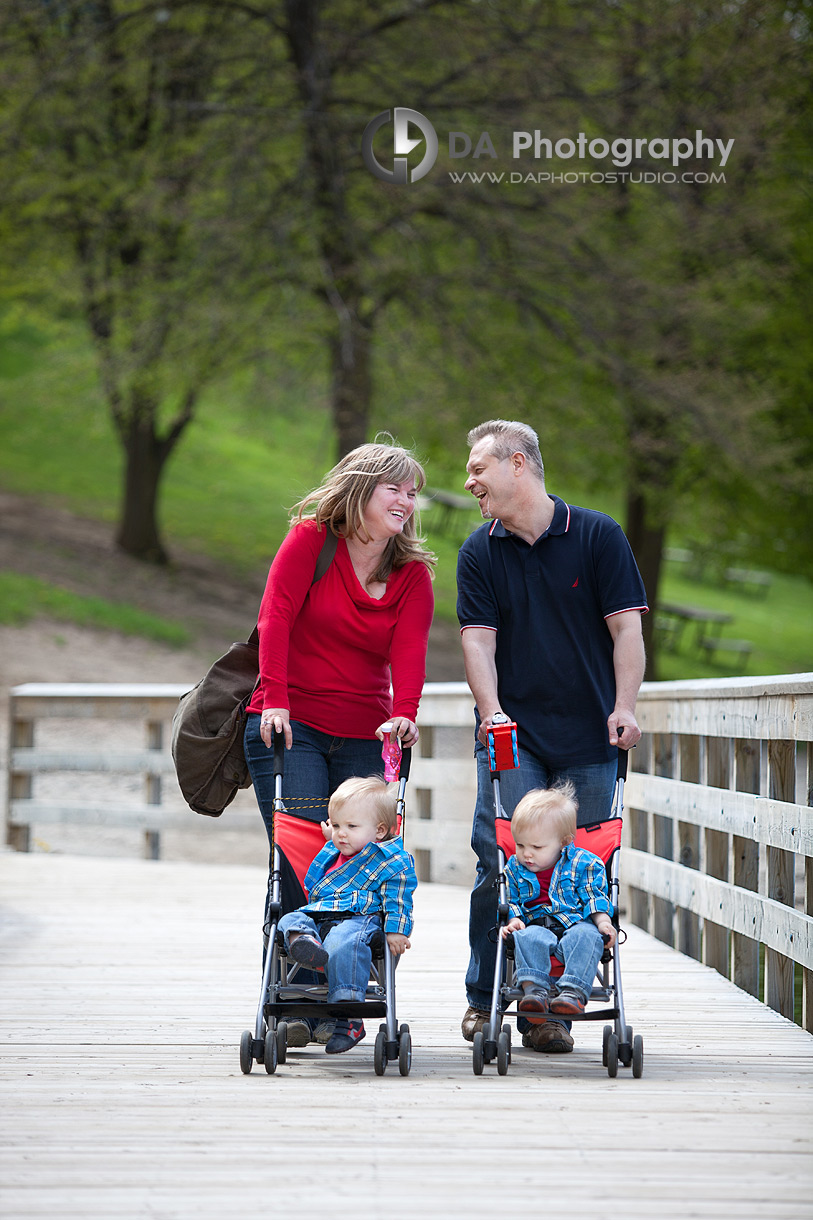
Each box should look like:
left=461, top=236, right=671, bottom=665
left=512, top=919, right=604, bottom=1001
left=466, top=740, right=617, bottom=1013
left=278, top=911, right=381, bottom=1002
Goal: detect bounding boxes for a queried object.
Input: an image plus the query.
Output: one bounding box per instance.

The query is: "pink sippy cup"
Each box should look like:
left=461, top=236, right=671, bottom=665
left=381, top=725, right=402, bottom=781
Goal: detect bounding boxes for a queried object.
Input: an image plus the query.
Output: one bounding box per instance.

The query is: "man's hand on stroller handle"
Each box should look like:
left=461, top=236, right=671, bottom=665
left=607, top=709, right=641, bottom=750
left=386, top=932, right=411, bottom=955
left=376, top=717, right=419, bottom=748
left=260, top=707, right=292, bottom=749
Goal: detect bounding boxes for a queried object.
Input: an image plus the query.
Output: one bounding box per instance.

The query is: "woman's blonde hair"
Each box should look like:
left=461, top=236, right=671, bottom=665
left=292, top=437, right=436, bottom=582
left=328, top=775, right=399, bottom=840
left=510, top=781, right=578, bottom=845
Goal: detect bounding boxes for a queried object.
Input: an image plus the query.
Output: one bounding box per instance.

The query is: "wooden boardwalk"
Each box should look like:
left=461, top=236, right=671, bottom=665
left=1, top=852, right=811, bottom=1220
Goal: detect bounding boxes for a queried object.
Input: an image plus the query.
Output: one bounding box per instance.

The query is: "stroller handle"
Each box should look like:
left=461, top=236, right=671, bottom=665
left=273, top=729, right=285, bottom=777
left=400, top=745, right=412, bottom=782
left=616, top=747, right=628, bottom=782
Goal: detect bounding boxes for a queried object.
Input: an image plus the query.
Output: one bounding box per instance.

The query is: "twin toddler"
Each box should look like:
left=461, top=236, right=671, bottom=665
left=279, top=774, right=614, bottom=1054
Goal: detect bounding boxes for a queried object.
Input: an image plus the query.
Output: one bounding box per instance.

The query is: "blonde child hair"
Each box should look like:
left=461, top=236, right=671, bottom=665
left=510, top=781, right=579, bottom=846
left=328, top=775, right=399, bottom=840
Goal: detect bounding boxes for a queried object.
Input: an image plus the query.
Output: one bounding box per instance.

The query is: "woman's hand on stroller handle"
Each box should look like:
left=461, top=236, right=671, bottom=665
left=260, top=707, right=292, bottom=749
left=376, top=717, right=419, bottom=748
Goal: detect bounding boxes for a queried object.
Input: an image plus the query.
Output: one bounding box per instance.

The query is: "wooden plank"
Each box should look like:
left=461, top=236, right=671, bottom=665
left=623, top=849, right=813, bottom=971
left=7, top=799, right=259, bottom=833
left=10, top=748, right=177, bottom=774
left=626, top=774, right=813, bottom=854
left=1, top=853, right=812, bottom=1220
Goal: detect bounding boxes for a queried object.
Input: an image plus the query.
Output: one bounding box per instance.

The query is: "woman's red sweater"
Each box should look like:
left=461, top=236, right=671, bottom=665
left=246, top=520, right=434, bottom=738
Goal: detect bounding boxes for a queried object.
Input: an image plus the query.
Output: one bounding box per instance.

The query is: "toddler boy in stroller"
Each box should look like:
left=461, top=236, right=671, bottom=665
left=277, top=774, right=416, bottom=1055
left=501, top=781, right=615, bottom=1022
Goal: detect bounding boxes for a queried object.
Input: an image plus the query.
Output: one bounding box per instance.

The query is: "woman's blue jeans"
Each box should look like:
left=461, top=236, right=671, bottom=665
left=512, top=919, right=604, bottom=1001
left=278, top=911, right=381, bottom=1003
left=466, top=740, right=617, bottom=1016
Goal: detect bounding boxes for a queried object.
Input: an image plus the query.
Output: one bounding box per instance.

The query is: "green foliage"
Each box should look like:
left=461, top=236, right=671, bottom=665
left=0, top=571, right=189, bottom=646
left=2, top=316, right=811, bottom=677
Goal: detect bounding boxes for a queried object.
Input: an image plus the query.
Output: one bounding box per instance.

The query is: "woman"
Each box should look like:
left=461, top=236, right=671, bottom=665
left=243, top=439, right=435, bottom=1041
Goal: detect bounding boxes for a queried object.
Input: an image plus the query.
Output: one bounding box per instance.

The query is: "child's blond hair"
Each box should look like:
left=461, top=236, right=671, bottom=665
left=328, top=775, right=399, bottom=840
left=510, top=781, right=578, bottom=845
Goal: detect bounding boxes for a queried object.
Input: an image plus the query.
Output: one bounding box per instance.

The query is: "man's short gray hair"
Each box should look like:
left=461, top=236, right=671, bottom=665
left=467, top=419, right=545, bottom=481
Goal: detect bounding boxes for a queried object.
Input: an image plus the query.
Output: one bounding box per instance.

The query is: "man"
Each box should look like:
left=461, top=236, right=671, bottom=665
left=457, top=420, right=647, bottom=1053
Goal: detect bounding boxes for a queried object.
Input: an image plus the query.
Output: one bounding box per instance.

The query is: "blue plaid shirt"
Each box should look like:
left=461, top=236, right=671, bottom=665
left=505, top=843, right=612, bottom=928
left=303, top=838, right=417, bottom=936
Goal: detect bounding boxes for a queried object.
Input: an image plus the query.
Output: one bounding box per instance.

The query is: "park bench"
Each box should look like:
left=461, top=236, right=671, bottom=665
left=723, top=566, right=772, bottom=596
left=698, top=635, right=753, bottom=669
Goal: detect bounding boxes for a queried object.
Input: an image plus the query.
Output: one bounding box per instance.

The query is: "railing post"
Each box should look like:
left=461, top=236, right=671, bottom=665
left=6, top=705, right=33, bottom=853
left=678, top=735, right=701, bottom=961
left=703, top=737, right=731, bottom=978
left=144, top=720, right=163, bottom=861
left=652, top=732, right=676, bottom=947
left=766, top=741, right=796, bottom=1019
left=732, top=740, right=760, bottom=997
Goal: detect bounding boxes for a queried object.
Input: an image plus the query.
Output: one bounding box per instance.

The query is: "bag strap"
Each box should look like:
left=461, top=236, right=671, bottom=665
left=247, top=527, right=338, bottom=647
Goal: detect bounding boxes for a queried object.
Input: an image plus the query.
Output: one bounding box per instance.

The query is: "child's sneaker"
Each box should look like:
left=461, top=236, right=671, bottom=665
left=325, top=1019, right=366, bottom=1055
left=550, top=988, right=586, bottom=1015
left=517, top=987, right=550, bottom=1023
left=287, top=934, right=329, bottom=971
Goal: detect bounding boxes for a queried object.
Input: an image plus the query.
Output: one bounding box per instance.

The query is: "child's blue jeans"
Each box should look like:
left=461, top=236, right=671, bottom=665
left=279, top=911, right=381, bottom=1002
left=511, top=918, right=604, bottom=1001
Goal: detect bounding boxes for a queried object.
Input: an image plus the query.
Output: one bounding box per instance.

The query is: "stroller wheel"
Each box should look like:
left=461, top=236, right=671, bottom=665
left=374, top=1029, right=388, bottom=1076
left=276, top=1022, right=288, bottom=1065
left=472, top=1030, right=485, bottom=1076
left=264, top=1027, right=278, bottom=1075
left=602, top=1024, right=612, bottom=1067
left=606, top=1031, right=619, bottom=1078
left=501, top=1023, right=512, bottom=1061
left=632, top=1033, right=644, bottom=1079
left=398, top=1026, right=412, bottom=1077
left=239, top=1029, right=254, bottom=1075
left=497, top=1030, right=510, bottom=1076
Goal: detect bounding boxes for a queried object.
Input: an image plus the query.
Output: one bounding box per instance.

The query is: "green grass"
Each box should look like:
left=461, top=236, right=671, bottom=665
left=0, top=572, right=190, bottom=646
left=1, top=311, right=812, bottom=673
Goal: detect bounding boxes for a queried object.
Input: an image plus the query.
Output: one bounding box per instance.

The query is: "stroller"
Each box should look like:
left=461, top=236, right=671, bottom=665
left=239, top=732, right=413, bottom=1077
left=472, top=715, right=643, bottom=1079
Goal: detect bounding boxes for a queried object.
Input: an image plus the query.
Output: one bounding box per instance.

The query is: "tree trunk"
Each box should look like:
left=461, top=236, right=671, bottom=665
left=625, top=488, right=667, bottom=680
left=115, top=418, right=174, bottom=564
left=330, top=318, right=372, bottom=458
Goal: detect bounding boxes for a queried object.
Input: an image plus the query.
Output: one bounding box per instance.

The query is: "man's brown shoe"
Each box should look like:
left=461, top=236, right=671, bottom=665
left=521, top=1021, right=574, bottom=1053
left=461, top=1005, right=490, bottom=1042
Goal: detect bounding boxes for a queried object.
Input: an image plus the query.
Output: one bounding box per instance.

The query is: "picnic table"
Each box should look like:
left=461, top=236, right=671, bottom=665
left=424, top=487, right=478, bottom=536
left=657, top=601, right=734, bottom=650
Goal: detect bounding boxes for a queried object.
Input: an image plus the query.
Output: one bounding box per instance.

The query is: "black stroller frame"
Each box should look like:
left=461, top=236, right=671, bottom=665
left=239, top=733, right=413, bottom=1077
left=473, top=719, right=644, bottom=1078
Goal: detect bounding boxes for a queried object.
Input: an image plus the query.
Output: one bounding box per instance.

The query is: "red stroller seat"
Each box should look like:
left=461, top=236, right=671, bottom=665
left=494, top=817, right=622, bottom=980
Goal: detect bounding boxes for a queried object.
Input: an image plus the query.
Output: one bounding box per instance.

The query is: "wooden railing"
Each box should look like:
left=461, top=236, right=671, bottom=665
left=6, top=674, right=812, bottom=1031
left=4, top=682, right=478, bottom=882
left=626, top=673, right=813, bottom=1033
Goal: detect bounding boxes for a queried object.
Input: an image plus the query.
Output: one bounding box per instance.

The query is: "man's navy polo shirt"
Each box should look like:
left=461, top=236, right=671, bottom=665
left=456, top=496, right=648, bottom=766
